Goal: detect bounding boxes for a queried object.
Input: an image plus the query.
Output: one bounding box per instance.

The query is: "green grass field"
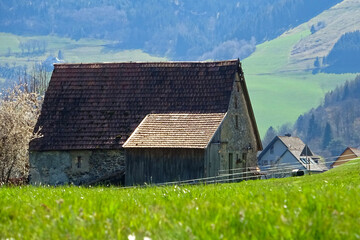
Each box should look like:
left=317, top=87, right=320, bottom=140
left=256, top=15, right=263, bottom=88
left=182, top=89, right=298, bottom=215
left=242, top=0, right=360, bottom=135
left=0, top=32, right=166, bottom=69
left=1, top=159, right=359, bottom=239
left=243, top=28, right=357, bottom=135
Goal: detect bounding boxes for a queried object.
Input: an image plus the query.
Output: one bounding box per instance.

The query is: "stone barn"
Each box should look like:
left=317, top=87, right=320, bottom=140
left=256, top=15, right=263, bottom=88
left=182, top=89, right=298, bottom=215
left=29, top=60, right=262, bottom=186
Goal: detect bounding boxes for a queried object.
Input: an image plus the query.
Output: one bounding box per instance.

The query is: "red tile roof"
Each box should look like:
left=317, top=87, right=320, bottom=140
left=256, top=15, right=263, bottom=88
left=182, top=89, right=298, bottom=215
left=123, top=113, right=226, bottom=149
left=30, top=60, right=239, bottom=151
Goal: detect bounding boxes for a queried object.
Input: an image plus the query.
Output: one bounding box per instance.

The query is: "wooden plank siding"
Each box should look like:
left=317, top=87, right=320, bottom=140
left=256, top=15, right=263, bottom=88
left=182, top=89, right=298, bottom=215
left=332, top=147, right=360, bottom=168
left=125, top=148, right=205, bottom=185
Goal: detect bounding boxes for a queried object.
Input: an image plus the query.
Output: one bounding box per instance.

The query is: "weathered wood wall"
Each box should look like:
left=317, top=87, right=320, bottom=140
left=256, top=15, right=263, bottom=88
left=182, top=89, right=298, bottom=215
left=125, top=148, right=205, bottom=185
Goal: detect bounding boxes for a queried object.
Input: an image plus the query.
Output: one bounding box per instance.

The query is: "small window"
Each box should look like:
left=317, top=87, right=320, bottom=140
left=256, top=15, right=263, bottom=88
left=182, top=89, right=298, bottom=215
left=235, top=115, right=239, bottom=129
left=77, top=156, right=82, bottom=168
left=300, top=157, right=308, bottom=164
left=234, top=96, right=238, bottom=109
left=237, top=84, right=240, bottom=92
left=270, top=145, right=274, bottom=154
left=242, top=152, right=247, bottom=161
left=236, top=154, right=241, bottom=164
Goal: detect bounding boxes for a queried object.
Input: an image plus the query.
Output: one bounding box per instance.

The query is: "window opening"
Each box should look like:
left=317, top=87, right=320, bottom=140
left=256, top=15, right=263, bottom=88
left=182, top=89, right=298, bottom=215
left=270, top=145, right=274, bottom=154
left=242, top=152, right=247, bottom=161
left=77, top=156, right=82, bottom=168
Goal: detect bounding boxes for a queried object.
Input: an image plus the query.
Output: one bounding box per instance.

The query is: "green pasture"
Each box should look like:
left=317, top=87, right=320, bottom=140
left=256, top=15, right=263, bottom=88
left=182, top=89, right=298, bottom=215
left=1, top=159, right=359, bottom=239
left=243, top=29, right=357, bottom=135
left=0, top=32, right=166, bottom=68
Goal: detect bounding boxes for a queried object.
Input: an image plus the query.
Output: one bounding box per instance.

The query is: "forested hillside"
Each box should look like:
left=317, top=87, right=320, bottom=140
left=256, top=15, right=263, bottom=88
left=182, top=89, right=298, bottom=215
left=0, top=0, right=341, bottom=60
left=263, top=75, right=360, bottom=161
left=322, top=31, right=360, bottom=73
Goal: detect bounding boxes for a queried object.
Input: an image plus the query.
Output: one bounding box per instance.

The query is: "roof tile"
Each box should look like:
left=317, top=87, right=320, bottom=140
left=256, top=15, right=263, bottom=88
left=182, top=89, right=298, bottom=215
left=123, top=113, right=226, bottom=149
left=30, top=60, right=238, bottom=150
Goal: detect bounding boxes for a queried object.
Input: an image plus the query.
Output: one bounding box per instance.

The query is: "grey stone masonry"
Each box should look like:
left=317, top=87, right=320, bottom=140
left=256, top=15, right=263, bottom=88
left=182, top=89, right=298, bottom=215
left=29, top=150, right=125, bottom=185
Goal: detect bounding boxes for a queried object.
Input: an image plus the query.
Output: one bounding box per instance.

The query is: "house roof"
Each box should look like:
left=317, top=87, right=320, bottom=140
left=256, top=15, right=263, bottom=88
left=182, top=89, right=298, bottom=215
left=30, top=59, right=261, bottom=151
left=258, top=136, right=305, bottom=160
left=123, top=113, right=226, bottom=149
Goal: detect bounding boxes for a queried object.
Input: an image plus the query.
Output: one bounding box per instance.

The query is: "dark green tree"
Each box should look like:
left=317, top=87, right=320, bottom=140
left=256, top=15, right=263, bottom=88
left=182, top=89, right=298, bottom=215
left=262, top=126, right=277, bottom=147
left=307, top=113, right=320, bottom=141
left=322, top=122, right=332, bottom=149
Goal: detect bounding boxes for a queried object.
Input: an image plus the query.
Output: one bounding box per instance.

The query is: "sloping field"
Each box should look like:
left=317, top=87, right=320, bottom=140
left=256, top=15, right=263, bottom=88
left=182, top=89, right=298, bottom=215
left=243, top=0, right=360, bottom=135
left=0, top=32, right=166, bottom=68
left=0, top=159, right=359, bottom=239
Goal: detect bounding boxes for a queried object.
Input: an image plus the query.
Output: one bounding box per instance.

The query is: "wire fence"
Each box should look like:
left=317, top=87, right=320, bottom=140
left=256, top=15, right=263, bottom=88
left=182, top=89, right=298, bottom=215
left=121, top=155, right=360, bottom=189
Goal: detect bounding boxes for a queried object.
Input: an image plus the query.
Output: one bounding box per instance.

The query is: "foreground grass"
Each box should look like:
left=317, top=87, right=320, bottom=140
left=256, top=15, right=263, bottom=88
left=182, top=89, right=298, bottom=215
left=1, top=160, right=360, bottom=239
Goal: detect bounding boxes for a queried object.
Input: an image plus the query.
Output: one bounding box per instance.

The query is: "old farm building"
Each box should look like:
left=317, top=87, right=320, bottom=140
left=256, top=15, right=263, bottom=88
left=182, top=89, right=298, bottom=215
left=29, top=60, right=262, bottom=186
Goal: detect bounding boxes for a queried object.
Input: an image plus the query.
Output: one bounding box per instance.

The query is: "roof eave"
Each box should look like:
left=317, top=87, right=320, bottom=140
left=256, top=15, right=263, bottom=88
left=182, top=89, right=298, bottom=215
left=237, top=60, right=263, bottom=151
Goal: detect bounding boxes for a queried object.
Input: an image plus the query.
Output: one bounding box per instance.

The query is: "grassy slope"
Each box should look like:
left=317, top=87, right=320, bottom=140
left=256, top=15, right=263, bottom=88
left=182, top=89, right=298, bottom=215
left=1, top=159, right=359, bottom=239
left=243, top=0, right=360, bottom=136
left=1, top=1, right=359, bottom=136
left=0, top=32, right=166, bottom=69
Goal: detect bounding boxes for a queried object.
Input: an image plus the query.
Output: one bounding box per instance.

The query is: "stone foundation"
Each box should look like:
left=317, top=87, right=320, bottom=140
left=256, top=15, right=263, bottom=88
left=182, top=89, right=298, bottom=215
left=29, top=150, right=125, bottom=185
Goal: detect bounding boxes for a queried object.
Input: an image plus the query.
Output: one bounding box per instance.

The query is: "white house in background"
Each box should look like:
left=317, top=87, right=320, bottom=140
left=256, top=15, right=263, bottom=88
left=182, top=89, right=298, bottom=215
left=258, top=135, right=327, bottom=178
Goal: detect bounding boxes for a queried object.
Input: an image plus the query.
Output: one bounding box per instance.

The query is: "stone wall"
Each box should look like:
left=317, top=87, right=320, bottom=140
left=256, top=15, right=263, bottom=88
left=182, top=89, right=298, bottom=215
left=218, top=76, right=260, bottom=178
left=29, top=150, right=125, bottom=185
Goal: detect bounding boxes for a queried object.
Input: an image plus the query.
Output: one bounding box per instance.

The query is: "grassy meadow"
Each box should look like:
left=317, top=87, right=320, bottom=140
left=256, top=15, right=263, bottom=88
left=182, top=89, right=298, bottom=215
left=0, top=32, right=166, bottom=69
left=243, top=28, right=357, bottom=135
left=243, top=0, right=360, bottom=135
left=1, top=159, right=359, bottom=239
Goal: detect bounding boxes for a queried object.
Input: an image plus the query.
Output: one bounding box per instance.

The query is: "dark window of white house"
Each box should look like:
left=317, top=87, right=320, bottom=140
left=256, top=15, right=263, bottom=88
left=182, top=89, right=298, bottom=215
left=234, top=96, right=238, bottom=109
left=77, top=156, right=82, bottom=168
left=235, top=115, right=239, bottom=129
left=270, top=145, right=274, bottom=154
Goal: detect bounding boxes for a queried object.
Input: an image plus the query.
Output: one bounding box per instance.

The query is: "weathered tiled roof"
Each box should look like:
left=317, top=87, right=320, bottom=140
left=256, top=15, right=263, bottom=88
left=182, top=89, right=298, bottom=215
left=278, top=136, right=306, bottom=151
left=123, top=113, right=226, bottom=149
left=30, top=60, right=239, bottom=151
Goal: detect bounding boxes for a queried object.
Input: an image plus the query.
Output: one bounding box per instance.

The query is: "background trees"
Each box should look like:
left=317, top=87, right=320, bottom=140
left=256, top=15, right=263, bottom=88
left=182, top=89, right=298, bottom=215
left=0, top=0, right=341, bottom=60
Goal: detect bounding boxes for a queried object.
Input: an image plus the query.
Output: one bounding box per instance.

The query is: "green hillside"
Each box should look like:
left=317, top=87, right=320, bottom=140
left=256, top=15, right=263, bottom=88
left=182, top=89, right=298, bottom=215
left=0, top=32, right=166, bottom=70
left=1, top=1, right=359, bottom=136
left=243, top=0, right=360, bottom=135
left=1, top=159, right=359, bottom=239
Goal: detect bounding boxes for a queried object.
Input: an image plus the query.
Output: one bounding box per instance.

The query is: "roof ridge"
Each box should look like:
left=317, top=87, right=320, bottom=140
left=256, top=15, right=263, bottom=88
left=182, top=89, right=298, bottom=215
left=54, top=60, right=239, bottom=68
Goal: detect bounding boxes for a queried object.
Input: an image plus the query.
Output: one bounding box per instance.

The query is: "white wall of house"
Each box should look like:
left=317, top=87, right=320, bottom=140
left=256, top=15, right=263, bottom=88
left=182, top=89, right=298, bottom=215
left=258, top=139, right=287, bottom=168
left=278, top=151, right=305, bottom=170
left=265, top=150, right=304, bottom=178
